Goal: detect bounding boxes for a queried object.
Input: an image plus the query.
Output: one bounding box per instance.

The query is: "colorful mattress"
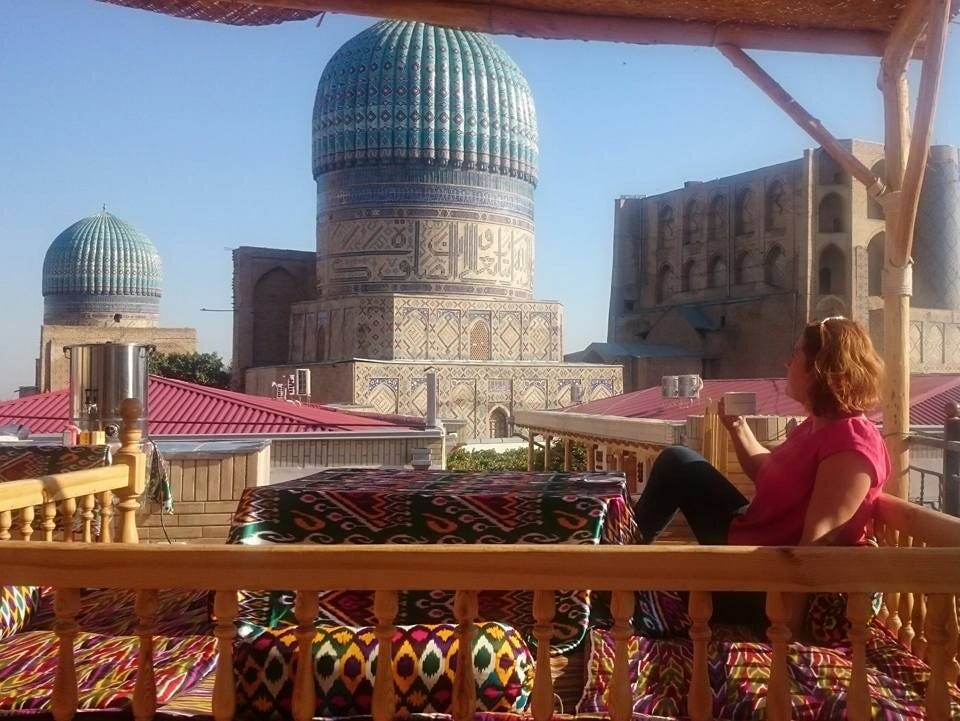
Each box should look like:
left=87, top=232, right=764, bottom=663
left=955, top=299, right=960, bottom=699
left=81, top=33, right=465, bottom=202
left=0, top=587, right=216, bottom=715
left=228, top=468, right=635, bottom=651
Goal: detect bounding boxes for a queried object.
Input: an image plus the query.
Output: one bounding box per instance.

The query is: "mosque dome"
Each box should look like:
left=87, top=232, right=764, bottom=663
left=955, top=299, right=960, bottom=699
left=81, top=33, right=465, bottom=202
left=313, top=20, right=538, bottom=184
left=42, top=210, right=162, bottom=326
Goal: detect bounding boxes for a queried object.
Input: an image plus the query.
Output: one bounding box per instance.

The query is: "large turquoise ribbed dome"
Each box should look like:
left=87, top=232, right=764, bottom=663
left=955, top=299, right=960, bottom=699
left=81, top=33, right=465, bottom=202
left=313, top=20, right=539, bottom=184
left=42, top=211, right=162, bottom=325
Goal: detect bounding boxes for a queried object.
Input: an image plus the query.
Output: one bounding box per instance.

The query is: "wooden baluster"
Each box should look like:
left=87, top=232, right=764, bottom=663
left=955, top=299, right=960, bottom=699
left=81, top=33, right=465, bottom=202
left=948, top=596, right=960, bottom=684
left=51, top=588, right=81, bottom=721
left=0, top=510, right=12, bottom=541
left=765, top=591, right=792, bottom=721
left=531, top=590, right=556, bottom=721
left=452, top=590, right=478, bottom=721
left=846, top=593, right=873, bottom=721
left=687, top=591, right=713, bottom=721
left=914, top=591, right=929, bottom=660
left=609, top=591, right=634, bottom=721
left=115, top=399, right=146, bottom=544
left=133, top=590, right=159, bottom=721
left=873, top=522, right=889, bottom=626
left=372, top=591, right=398, bottom=721
left=20, top=506, right=35, bottom=541
left=80, top=495, right=95, bottom=543
left=212, top=591, right=238, bottom=721
left=42, top=501, right=57, bottom=542
left=925, top=594, right=952, bottom=721
left=883, top=526, right=901, bottom=634
left=898, top=537, right=915, bottom=648
left=62, top=498, right=77, bottom=542
left=98, top=491, right=114, bottom=543
left=292, top=590, right=320, bottom=721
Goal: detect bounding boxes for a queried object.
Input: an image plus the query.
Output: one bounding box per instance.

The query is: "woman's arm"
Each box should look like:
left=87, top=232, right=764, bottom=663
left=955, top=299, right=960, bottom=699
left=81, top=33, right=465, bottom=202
left=719, top=399, right=770, bottom=482
left=800, top=451, right=873, bottom=545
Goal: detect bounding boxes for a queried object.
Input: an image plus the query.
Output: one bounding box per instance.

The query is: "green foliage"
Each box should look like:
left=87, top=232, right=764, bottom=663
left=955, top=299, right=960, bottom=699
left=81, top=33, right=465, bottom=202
left=148, top=351, right=231, bottom=389
left=447, top=439, right=587, bottom=472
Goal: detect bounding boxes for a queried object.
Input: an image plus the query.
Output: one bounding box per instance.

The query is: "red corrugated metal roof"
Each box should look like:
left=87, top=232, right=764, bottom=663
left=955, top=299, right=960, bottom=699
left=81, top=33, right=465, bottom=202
left=568, top=375, right=960, bottom=426
left=0, top=376, right=417, bottom=435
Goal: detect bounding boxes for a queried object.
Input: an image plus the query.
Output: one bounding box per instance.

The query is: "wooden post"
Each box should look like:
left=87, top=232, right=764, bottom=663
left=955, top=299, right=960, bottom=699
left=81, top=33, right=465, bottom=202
left=293, top=590, right=320, bottom=721
left=527, top=433, right=535, bottom=472
left=452, top=591, right=478, bottom=721
left=846, top=593, right=873, bottom=721
left=20, top=506, right=34, bottom=542
left=765, top=591, right=792, bottom=721
left=42, top=501, right=56, bottom=542
left=114, top=399, right=146, bottom=544
left=563, top=438, right=573, bottom=472
left=609, top=591, right=634, bottom=721
left=0, top=510, right=10, bottom=541
left=80, top=495, right=95, bottom=543
left=97, top=491, right=114, bottom=543
left=531, top=590, right=556, bottom=721
left=687, top=591, right=713, bottom=721
left=212, top=591, right=238, bottom=721
left=133, top=590, right=159, bottom=721
left=543, top=435, right=552, bottom=471
left=925, top=594, right=952, bottom=721
left=51, top=588, right=81, bottom=721
left=372, top=591, right=398, bottom=721
left=587, top=443, right=596, bottom=472
left=62, top=498, right=77, bottom=543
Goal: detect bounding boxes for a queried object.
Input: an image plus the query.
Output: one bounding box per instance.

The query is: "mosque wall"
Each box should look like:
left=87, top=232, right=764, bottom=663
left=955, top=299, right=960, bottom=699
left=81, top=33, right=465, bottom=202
left=289, top=294, right=562, bottom=364
left=245, top=359, right=622, bottom=441
left=609, top=140, right=960, bottom=380
left=38, top=325, right=197, bottom=392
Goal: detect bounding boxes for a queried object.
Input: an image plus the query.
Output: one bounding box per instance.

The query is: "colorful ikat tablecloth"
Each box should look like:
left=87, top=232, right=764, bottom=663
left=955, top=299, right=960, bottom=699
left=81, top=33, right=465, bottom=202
left=227, top=468, right=636, bottom=652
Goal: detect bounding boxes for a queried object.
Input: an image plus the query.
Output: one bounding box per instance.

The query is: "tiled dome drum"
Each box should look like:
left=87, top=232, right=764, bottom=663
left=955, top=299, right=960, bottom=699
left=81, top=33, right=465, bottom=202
left=42, top=211, right=162, bottom=326
left=313, top=21, right=540, bottom=301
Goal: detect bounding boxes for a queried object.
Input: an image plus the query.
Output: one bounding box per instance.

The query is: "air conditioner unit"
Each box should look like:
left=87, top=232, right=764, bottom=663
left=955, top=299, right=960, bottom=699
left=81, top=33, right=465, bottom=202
left=295, top=368, right=311, bottom=397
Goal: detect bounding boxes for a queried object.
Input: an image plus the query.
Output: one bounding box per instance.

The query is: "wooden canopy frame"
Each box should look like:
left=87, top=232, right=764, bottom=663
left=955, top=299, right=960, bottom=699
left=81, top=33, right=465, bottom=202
left=94, top=0, right=956, bottom=499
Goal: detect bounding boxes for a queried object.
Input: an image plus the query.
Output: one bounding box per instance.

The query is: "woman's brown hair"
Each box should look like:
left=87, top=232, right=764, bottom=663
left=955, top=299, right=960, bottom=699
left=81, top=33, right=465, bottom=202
left=800, top=317, right=884, bottom=417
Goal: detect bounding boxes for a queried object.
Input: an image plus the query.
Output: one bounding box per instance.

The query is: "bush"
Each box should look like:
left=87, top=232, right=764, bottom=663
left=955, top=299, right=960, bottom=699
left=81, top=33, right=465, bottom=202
left=447, top=439, right=586, bottom=472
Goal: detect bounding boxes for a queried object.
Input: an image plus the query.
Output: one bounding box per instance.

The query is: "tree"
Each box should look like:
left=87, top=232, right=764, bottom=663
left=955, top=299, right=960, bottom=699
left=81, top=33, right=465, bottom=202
left=447, top=439, right=587, bottom=472
left=148, top=352, right=231, bottom=389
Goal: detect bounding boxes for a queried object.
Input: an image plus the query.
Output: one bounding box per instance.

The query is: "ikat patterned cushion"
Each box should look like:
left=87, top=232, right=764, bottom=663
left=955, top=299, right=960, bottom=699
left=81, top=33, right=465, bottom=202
left=234, top=621, right=534, bottom=720
left=0, top=586, right=41, bottom=642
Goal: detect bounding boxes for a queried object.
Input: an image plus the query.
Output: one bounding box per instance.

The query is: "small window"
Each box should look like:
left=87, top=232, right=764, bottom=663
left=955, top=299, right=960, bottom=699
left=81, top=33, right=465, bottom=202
left=818, top=193, right=845, bottom=233
left=818, top=244, right=845, bottom=295
left=656, top=264, right=674, bottom=303
left=735, top=188, right=754, bottom=236
left=764, top=245, right=786, bottom=287
left=707, top=255, right=727, bottom=289
left=682, top=199, right=701, bottom=244
left=657, top=204, right=674, bottom=247
left=868, top=233, right=885, bottom=296
left=733, top=251, right=751, bottom=285
left=681, top=259, right=696, bottom=292
left=707, top=195, right=726, bottom=242
left=469, top=320, right=492, bottom=360
left=765, top=179, right=786, bottom=231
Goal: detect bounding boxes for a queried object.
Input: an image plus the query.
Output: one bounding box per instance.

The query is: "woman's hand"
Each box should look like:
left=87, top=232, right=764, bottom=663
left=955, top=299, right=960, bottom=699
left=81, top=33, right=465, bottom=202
left=718, top=397, right=744, bottom=432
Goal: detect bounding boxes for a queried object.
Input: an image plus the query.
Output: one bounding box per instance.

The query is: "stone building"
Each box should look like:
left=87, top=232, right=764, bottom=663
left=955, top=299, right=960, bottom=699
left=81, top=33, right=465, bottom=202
left=602, top=140, right=960, bottom=390
left=234, top=20, right=620, bottom=440
left=35, top=210, right=197, bottom=392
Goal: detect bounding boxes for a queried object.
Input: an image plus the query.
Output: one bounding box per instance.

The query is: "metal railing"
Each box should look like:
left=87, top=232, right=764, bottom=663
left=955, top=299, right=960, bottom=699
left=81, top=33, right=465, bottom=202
left=906, top=401, right=960, bottom=517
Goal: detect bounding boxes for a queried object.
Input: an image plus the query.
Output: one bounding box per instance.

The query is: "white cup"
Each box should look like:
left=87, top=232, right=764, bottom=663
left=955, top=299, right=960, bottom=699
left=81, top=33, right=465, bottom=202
left=661, top=375, right=679, bottom=398
left=678, top=374, right=703, bottom=398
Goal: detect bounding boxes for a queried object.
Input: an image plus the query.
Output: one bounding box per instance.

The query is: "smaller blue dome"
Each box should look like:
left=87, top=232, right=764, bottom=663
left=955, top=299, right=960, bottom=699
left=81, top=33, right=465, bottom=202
left=42, top=211, right=162, bottom=298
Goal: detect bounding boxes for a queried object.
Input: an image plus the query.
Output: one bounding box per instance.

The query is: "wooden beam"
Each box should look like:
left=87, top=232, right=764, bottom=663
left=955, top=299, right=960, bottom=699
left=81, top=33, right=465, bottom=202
left=883, top=0, right=938, bottom=77
left=896, top=0, right=951, bottom=262
left=3, top=542, right=960, bottom=593
left=233, top=0, right=896, bottom=57
left=717, top=43, right=884, bottom=195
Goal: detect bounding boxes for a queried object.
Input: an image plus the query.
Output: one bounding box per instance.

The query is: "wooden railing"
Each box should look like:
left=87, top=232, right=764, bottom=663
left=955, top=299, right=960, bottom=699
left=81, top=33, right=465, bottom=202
left=0, top=398, right=146, bottom=544
left=1, top=500, right=959, bottom=721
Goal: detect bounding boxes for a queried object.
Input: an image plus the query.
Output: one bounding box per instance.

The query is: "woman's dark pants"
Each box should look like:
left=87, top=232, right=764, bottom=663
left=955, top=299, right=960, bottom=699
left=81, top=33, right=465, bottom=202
left=633, top=445, right=766, bottom=625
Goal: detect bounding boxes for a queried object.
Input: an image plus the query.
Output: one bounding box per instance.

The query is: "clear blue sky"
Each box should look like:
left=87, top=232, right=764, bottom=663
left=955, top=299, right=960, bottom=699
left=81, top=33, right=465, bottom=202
left=2, top=1, right=958, bottom=399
